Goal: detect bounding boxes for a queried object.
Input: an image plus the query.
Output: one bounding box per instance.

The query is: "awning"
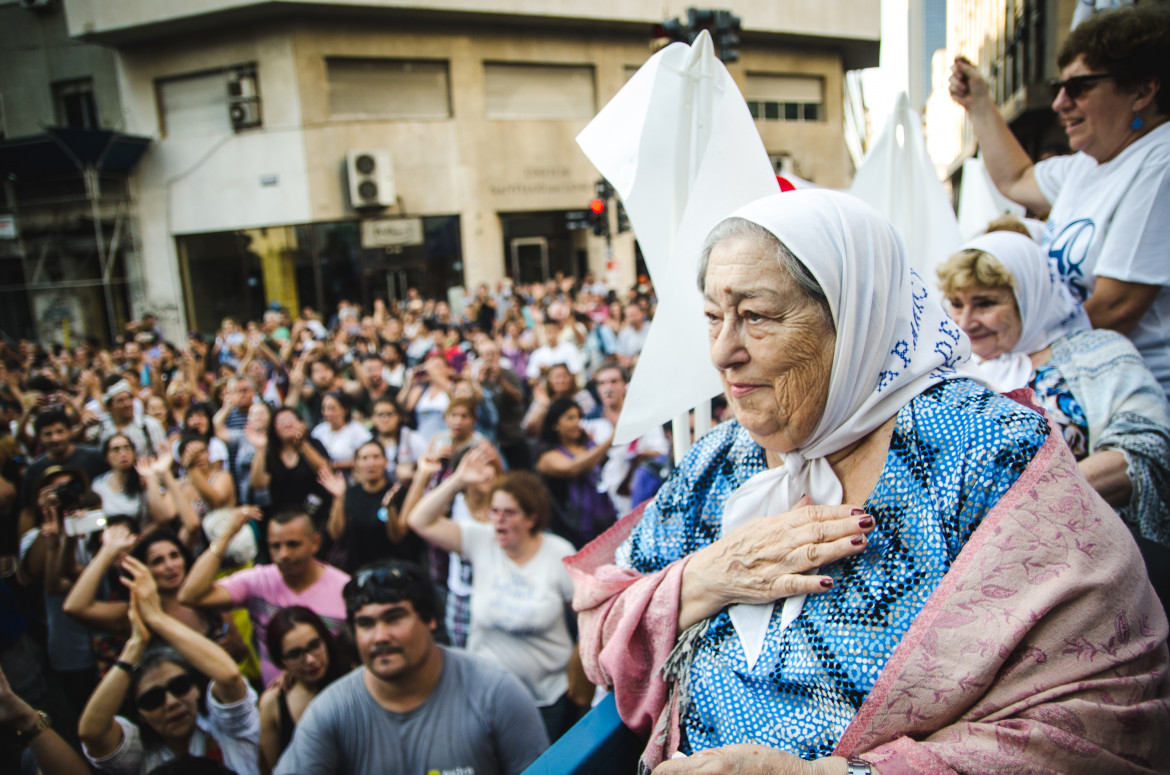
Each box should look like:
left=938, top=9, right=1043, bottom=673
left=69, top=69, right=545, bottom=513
left=0, top=127, right=151, bottom=176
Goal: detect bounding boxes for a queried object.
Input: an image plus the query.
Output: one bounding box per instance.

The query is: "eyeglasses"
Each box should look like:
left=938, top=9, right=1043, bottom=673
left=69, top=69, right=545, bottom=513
left=1049, top=73, right=1113, bottom=101
left=136, top=674, right=195, bottom=711
left=282, top=637, right=324, bottom=663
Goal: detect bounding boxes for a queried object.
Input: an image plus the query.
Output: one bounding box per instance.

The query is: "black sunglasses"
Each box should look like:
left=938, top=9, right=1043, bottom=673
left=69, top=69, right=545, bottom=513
left=1049, top=73, right=1113, bottom=100
left=136, top=673, right=195, bottom=711
left=353, top=566, right=407, bottom=590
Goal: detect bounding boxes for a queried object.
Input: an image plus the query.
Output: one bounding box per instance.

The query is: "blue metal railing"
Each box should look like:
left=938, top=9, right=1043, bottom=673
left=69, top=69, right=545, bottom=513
left=523, top=693, right=643, bottom=775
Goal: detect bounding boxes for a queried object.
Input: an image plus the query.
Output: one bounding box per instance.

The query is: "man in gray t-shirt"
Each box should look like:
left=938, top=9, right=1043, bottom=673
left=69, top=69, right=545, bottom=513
left=274, top=561, right=548, bottom=775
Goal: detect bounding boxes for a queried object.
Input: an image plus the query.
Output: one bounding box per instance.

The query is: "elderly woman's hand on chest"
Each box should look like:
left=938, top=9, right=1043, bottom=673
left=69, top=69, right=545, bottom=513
left=676, top=495, right=874, bottom=632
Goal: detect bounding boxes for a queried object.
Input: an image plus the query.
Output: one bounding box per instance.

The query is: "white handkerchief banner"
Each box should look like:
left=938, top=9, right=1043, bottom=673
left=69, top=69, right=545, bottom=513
left=575, top=31, right=778, bottom=446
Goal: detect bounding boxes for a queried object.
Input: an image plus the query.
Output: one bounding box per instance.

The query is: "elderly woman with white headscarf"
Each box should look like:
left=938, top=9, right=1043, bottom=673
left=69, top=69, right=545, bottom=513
left=566, top=190, right=1169, bottom=774
left=937, top=230, right=1170, bottom=547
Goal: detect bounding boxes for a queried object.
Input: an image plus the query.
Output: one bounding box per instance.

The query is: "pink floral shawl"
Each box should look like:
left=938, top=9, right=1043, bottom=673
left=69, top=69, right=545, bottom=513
left=567, top=423, right=1170, bottom=773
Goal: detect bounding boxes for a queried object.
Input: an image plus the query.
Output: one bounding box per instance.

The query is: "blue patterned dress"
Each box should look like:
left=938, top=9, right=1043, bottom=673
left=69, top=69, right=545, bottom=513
left=616, top=379, right=1049, bottom=758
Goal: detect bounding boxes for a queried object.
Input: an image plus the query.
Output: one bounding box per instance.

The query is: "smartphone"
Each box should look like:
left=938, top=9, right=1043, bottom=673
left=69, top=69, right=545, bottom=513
left=64, top=510, right=107, bottom=538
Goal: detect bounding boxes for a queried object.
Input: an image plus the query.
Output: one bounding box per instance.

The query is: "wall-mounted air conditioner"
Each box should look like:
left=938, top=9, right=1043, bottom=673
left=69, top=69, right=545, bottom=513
left=227, top=69, right=261, bottom=131
left=346, top=150, right=396, bottom=209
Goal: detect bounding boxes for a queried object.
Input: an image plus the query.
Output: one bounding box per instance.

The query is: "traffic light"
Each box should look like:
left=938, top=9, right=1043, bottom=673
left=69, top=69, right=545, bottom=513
left=652, top=18, right=688, bottom=44
left=713, top=10, right=742, bottom=64
left=652, top=9, right=742, bottom=63
left=616, top=200, right=630, bottom=234
left=589, top=197, right=609, bottom=236
left=687, top=8, right=715, bottom=43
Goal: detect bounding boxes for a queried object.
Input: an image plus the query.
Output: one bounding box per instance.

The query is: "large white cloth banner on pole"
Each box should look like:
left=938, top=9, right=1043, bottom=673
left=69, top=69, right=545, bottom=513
left=849, top=92, right=962, bottom=285
left=576, top=32, right=777, bottom=447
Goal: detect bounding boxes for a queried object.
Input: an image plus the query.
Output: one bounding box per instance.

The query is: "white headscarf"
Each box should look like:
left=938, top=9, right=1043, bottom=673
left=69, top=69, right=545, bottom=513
left=961, top=231, right=1090, bottom=392
left=714, top=190, right=977, bottom=667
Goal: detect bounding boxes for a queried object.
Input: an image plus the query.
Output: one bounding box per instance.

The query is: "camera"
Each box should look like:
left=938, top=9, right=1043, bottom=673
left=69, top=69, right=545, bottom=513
left=52, top=479, right=86, bottom=513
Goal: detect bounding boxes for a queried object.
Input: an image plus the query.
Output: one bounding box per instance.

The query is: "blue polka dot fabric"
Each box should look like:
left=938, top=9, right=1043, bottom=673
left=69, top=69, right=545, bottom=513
left=617, top=379, right=1049, bottom=758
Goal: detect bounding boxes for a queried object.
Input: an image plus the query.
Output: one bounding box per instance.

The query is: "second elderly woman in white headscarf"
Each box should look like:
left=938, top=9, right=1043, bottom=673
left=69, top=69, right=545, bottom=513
left=567, top=190, right=1169, bottom=774
left=938, top=228, right=1170, bottom=547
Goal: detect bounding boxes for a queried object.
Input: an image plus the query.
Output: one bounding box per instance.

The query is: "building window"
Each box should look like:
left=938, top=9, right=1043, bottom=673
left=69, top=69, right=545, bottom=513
left=326, top=59, right=451, bottom=119
left=484, top=63, right=595, bottom=120
left=53, top=78, right=99, bottom=129
left=745, top=74, right=824, bottom=122
left=157, top=70, right=233, bottom=138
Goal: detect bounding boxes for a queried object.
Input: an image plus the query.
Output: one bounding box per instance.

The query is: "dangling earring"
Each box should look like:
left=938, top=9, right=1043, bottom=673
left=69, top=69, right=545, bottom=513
left=1131, top=115, right=1145, bottom=131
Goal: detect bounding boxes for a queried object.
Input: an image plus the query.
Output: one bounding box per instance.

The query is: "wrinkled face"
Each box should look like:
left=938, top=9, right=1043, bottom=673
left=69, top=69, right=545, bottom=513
left=555, top=405, right=583, bottom=444
left=353, top=601, right=437, bottom=683
left=945, top=285, right=1023, bottom=360
left=547, top=366, right=574, bottom=396
left=106, top=437, right=137, bottom=470
left=39, top=422, right=72, bottom=458
left=145, top=540, right=187, bottom=592
left=355, top=444, right=388, bottom=483
left=703, top=235, right=835, bottom=454
left=594, top=368, right=626, bottom=410
left=280, top=622, right=329, bottom=685
left=267, top=517, right=319, bottom=578
left=321, top=396, right=344, bottom=428
left=134, top=662, right=198, bottom=741
left=445, top=406, right=475, bottom=443
left=372, top=404, right=400, bottom=435
left=109, top=392, right=135, bottom=424
left=1052, top=55, right=1148, bottom=163
left=490, top=490, right=537, bottom=550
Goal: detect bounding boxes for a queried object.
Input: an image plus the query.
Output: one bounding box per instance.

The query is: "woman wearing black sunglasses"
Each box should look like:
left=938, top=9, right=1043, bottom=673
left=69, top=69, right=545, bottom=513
left=78, top=555, right=260, bottom=775
left=948, top=4, right=1170, bottom=399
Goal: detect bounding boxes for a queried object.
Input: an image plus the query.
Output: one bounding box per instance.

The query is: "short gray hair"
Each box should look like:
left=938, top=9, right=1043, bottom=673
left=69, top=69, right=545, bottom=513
left=697, top=218, right=834, bottom=331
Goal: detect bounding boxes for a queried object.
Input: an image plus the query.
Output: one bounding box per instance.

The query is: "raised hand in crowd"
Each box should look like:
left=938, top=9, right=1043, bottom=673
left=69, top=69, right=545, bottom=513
left=0, top=664, right=91, bottom=775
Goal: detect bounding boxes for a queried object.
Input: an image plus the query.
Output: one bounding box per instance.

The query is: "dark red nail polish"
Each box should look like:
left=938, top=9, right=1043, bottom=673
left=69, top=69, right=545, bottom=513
left=851, top=535, right=866, bottom=546
left=850, top=508, right=865, bottom=515
left=819, top=578, right=834, bottom=588
left=858, top=516, right=875, bottom=529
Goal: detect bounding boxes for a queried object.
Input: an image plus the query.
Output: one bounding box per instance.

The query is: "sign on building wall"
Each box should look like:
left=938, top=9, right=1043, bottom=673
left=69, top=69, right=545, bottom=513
left=361, top=217, right=424, bottom=248
left=0, top=215, right=16, bottom=239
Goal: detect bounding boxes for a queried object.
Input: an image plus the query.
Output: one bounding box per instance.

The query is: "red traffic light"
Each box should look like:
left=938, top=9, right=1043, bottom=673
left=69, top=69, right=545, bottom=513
left=589, top=198, right=606, bottom=214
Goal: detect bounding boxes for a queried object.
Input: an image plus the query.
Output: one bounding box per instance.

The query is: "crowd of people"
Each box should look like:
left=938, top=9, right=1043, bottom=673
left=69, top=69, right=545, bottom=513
left=1, top=5, right=1169, bottom=775
left=0, top=269, right=672, bottom=775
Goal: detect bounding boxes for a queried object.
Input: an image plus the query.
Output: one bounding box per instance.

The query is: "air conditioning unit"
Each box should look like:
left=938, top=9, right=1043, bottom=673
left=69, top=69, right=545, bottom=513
left=227, top=71, right=261, bottom=131
left=346, top=150, right=396, bottom=209
left=229, top=100, right=261, bottom=130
